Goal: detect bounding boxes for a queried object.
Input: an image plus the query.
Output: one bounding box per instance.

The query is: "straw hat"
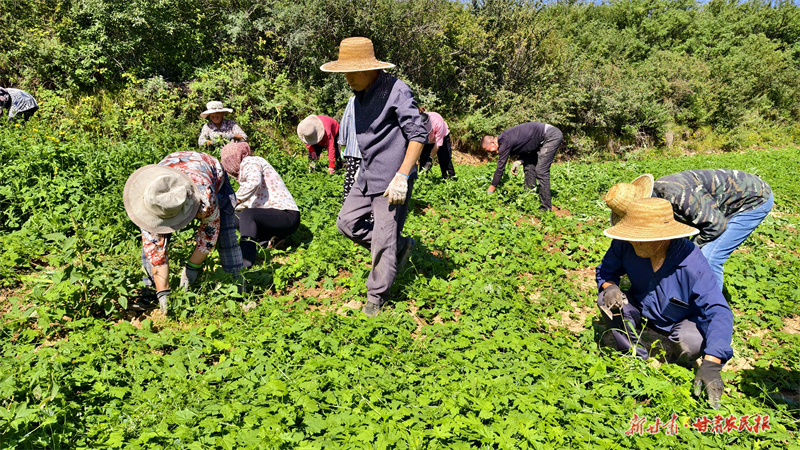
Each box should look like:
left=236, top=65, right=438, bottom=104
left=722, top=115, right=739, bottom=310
left=320, top=37, right=395, bottom=73
left=604, top=198, right=698, bottom=242
left=200, top=101, right=233, bottom=119
left=297, top=115, right=324, bottom=145
left=123, top=165, right=201, bottom=234
left=604, top=174, right=654, bottom=225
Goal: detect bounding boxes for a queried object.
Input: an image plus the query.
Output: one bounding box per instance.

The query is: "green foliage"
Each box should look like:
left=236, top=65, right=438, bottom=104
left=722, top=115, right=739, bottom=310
left=1, top=109, right=799, bottom=447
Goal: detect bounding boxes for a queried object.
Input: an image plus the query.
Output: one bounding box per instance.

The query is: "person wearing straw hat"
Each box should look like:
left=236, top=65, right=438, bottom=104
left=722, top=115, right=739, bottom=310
left=124, top=151, right=243, bottom=314
left=418, top=107, right=456, bottom=180
left=198, top=100, right=247, bottom=148
left=652, top=169, right=773, bottom=291
left=297, top=114, right=342, bottom=175
left=596, top=196, right=734, bottom=409
left=220, top=142, right=300, bottom=268
left=481, top=121, right=563, bottom=211
left=321, top=37, right=428, bottom=317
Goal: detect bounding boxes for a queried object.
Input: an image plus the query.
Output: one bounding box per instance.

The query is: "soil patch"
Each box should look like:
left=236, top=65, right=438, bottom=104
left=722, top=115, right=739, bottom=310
left=552, top=206, right=572, bottom=218
left=565, top=267, right=597, bottom=294
left=451, top=150, right=490, bottom=166
left=782, top=315, right=800, bottom=334
left=545, top=301, right=596, bottom=334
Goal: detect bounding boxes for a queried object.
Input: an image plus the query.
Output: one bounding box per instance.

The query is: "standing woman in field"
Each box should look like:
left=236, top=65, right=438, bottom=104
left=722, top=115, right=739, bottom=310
left=124, top=151, right=243, bottom=314
left=220, top=143, right=300, bottom=268
left=417, top=107, right=456, bottom=180
left=198, top=100, right=247, bottom=148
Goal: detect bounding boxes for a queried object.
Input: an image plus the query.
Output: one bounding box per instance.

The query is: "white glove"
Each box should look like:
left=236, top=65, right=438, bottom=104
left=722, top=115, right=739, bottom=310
left=383, top=172, right=409, bottom=205
left=510, top=160, right=522, bottom=176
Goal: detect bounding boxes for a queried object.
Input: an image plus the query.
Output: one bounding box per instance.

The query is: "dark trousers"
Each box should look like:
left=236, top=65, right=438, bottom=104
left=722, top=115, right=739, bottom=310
left=342, top=156, right=361, bottom=204
left=419, top=134, right=455, bottom=179
left=336, top=180, right=414, bottom=306
left=597, top=291, right=704, bottom=367
left=235, top=208, right=300, bottom=267
left=8, top=106, right=38, bottom=124
left=519, top=126, right=562, bottom=211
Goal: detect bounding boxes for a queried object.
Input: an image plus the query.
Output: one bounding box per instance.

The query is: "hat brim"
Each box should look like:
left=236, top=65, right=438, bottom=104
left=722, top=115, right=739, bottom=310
left=123, top=165, right=201, bottom=234
left=603, top=221, right=699, bottom=242
left=319, top=61, right=395, bottom=73
left=610, top=173, right=654, bottom=225
left=297, top=115, right=325, bottom=145
left=200, top=108, right=233, bottom=119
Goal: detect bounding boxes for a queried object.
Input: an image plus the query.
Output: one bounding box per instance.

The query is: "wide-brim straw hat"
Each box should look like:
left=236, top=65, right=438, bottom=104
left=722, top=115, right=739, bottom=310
left=200, top=100, right=234, bottom=119
left=320, top=37, right=395, bottom=73
left=123, top=165, right=201, bottom=234
left=604, top=198, right=698, bottom=242
left=297, top=115, right=324, bottom=145
left=605, top=174, right=654, bottom=225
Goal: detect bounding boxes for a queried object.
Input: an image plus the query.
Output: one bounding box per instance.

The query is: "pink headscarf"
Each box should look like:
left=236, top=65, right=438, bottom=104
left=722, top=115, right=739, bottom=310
left=220, top=142, right=253, bottom=180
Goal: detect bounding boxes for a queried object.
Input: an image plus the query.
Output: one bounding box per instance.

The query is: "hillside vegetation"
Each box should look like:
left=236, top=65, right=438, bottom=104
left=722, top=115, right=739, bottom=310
left=1, top=0, right=799, bottom=153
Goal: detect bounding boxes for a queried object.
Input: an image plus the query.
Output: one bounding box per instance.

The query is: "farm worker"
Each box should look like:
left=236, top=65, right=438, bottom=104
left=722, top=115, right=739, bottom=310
left=198, top=100, right=248, bottom=148
left=297, top=115, right=342, bottom=175
left=596, top=193, right=733, bottom=410
left=652, top=169, right=773, bottom=290
left=322, top=37, right=427, bottom=317
left=481, top=122, right=562, bottom=211
left=0, top=87, right=38, bottom=123
left=123, top=151, right=243, bottom=314
left=220, top=142, right=301, bottom=268
left=339, top=95, right=363, bottom=202
left=417, top=108, right=456, bottom=179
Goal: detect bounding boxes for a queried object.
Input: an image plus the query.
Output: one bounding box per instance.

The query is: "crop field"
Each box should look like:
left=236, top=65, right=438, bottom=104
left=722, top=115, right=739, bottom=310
left=0, top=121, right=798, bottom=449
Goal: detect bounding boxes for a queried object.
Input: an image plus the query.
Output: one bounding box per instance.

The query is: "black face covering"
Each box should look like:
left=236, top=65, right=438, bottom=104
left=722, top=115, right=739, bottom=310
left=0, top=89, right=10, bottom=109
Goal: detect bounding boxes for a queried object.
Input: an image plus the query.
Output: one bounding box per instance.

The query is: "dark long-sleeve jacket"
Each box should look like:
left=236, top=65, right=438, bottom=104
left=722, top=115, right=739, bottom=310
left=596, top=238, right=734, bottom=361
left=653, top=169, right=772, bottom=246
left=491, top=122, right=546, bottom=187
left=353, top=71, right=428, bottom=195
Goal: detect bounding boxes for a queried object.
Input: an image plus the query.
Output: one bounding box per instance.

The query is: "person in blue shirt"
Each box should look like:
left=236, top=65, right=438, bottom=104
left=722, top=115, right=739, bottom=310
left=596, top=195, right=734, bottom=410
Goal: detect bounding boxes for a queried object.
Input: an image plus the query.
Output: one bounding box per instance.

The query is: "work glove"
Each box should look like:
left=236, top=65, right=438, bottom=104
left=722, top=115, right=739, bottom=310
left=421, top=161, right=433, bottom=172
left=157, top=289, right=170, bottom=314
left=180, top=264, right=202, bottom=289
left=510, top=160, right=522, bottom=176
left=328, top=167, right=335, bottom=175
left=694, top=359, right=724, bottom=409
left=383, top=172, right=409, bottom=205
left=599, top=284, right=628, bottom=310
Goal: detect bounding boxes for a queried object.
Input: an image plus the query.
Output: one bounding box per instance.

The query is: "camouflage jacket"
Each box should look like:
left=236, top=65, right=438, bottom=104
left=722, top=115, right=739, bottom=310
left=653, top=169, right=772, bottom=246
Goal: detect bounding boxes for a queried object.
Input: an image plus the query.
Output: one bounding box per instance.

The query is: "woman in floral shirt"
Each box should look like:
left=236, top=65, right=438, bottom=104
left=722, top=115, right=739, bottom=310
left=124, top=151, right=243, bottom=313
left=221, top=143, right=300, bottom=268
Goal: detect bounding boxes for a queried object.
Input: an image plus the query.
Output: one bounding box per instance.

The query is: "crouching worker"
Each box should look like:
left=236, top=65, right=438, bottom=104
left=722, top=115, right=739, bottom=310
left=123, top=151, right=243, bottom=313
left=220, top=143, right=300, bottom=268
left=596, top=194, right=734, bottom=409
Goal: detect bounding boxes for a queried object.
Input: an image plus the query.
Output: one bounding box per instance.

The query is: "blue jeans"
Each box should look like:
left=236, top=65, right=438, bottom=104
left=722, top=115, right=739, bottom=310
left=700, top=193, right=773, bottom=289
